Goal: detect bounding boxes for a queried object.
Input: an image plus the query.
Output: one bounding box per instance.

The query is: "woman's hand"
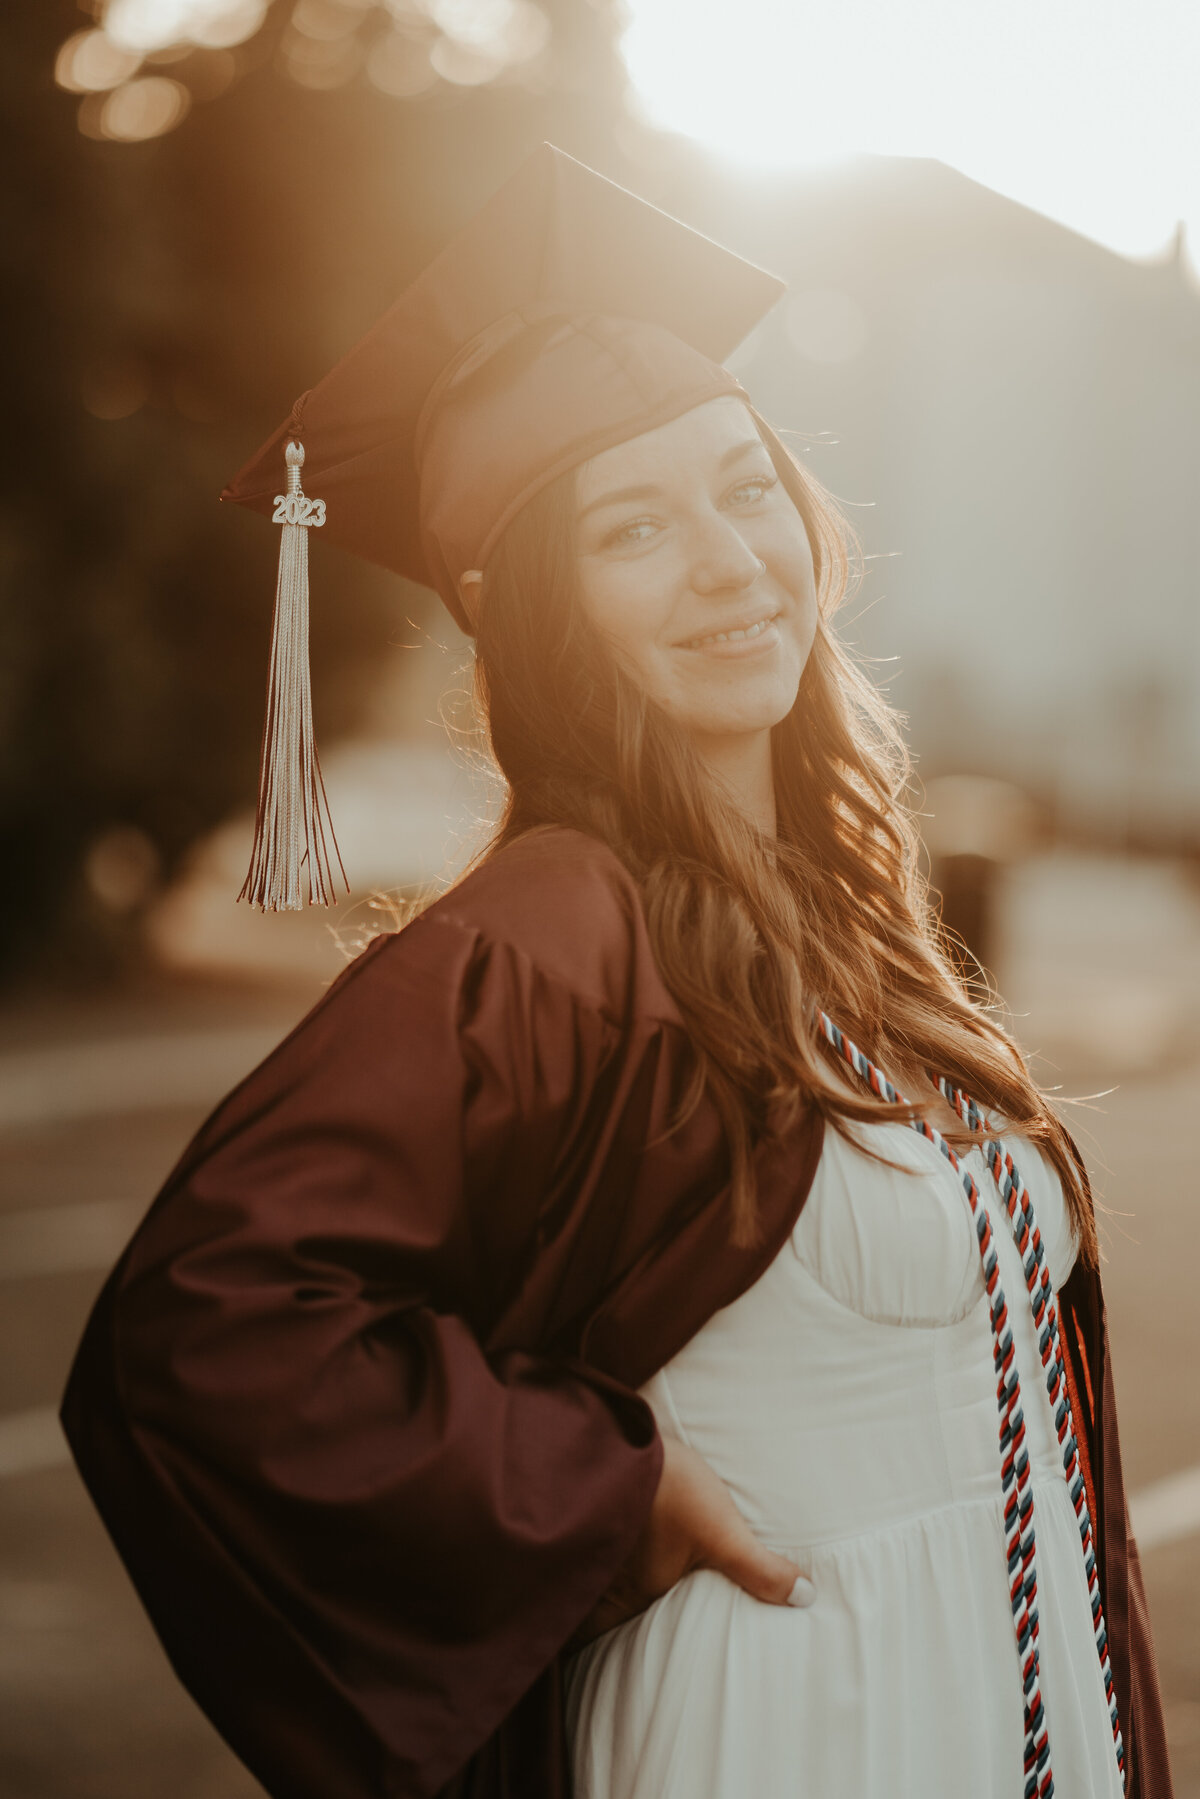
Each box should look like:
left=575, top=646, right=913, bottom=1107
left=570, top=1435, right=814, bottom=1648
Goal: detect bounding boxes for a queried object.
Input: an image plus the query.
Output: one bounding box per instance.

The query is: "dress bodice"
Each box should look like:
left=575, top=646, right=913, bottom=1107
left=637, top=1119, right=1078, bottom=1555
left=792, top=1118, right=1075, bottom=1325
left=566, top=1117, right=1121, bottom=1799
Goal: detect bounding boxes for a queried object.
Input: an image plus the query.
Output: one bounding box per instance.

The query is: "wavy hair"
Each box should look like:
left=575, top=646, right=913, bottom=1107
left=469, top=416, right=1096, bottom=1263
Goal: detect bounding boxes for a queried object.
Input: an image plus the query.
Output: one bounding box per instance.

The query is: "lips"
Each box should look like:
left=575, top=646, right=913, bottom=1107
left=677, top=610, right=780, bottom=652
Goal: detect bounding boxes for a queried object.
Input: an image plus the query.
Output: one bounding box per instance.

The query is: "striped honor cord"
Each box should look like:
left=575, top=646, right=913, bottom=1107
left=935, top=1077, right=1126, bottom=1791
left=816, top=1011, right=1057, bottom=1798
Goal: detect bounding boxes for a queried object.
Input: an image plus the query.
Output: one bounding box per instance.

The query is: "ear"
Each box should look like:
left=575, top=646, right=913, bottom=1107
left=458, top=569, right=484, bottom=629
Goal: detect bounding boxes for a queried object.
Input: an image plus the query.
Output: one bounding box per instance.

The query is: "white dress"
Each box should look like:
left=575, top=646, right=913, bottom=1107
left=565, top=1118, right=1124, bottom=1799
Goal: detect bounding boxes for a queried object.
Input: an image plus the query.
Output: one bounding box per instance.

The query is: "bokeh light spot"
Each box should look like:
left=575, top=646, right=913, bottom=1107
left=429, top=35, right=502, bottom=85
left=366, top=29, right=437, bottom=96
left=497, top=0, right=548, bottom=63
left=431, top=0, right=548, bottom=64
left=55, top=30, right=143, bottom=94
left=291, top=0, right=364, bottom=41
left=97, top=74, right=191, bottom=139
left=84, top=826, right=162, bottom=913
left=103, top=0, right=266, bottom=55
left=59, top=0, right=547, bottom=130
left=80, top=358, right=151, bottom=419
left=279, top=27, right=362, bottom=87
left=189, top=0, right=269, bottom=48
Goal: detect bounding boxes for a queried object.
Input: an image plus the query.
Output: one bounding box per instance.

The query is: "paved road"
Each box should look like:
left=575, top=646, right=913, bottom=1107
left=0, top=979, right=313, bottom=1799
left=1, top=854, right=1199, bottom=1796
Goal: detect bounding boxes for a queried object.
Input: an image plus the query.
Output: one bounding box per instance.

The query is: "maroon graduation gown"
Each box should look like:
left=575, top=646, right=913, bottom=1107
left=61, top=826, right=1172, bottom=1799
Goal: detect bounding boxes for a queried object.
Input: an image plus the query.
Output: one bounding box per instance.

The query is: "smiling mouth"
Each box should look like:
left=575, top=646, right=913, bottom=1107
left=678, top=612, right=780, bottom=652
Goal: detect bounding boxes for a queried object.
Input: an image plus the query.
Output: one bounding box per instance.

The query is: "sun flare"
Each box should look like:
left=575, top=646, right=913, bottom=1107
left=620, top=0, right=1200, bottom=264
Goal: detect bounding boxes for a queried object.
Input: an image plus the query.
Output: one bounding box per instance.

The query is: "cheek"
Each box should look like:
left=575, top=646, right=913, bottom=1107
left=770, top=518, right=817, bottom=604
left=577, top=564, right=676, bottom=679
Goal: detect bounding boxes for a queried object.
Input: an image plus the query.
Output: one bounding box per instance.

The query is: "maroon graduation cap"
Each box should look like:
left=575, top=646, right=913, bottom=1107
left=223, top=143, right=785, bottom=910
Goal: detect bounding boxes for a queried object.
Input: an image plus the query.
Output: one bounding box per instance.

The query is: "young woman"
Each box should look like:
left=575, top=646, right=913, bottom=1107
left=62, top=146, right=1170, bottom=1799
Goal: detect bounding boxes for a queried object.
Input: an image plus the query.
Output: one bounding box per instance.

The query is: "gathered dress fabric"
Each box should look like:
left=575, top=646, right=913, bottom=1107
left=566, top=1115, right=1126, bottom=1799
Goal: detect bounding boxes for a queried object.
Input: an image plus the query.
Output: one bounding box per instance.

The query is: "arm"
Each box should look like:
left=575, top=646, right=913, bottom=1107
left=62, top=922, right=662, bottom=1799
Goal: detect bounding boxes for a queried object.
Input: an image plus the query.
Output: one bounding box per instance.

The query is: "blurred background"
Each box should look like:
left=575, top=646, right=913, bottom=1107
left=2, top=0, right=1199, bottom=1792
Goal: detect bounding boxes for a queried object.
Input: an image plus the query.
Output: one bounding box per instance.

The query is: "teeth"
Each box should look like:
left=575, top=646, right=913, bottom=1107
left=686, top=616, right=775, bottom=650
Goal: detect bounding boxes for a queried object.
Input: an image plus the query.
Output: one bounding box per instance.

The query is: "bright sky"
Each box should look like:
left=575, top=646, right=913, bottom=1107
left=619, top=0, right=1200, bottom=265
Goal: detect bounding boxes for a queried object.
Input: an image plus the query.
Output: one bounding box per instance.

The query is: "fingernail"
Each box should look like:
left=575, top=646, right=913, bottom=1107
left=786, top=1575, right=816, bottom=1608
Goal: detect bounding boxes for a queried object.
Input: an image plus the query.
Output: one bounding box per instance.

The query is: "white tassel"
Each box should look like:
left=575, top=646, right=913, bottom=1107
left=240, top=440, right=347, bottom=911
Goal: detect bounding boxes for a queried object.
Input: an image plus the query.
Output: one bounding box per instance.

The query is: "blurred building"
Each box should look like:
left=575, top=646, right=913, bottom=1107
left=667, top=153, right=1200, bottom=850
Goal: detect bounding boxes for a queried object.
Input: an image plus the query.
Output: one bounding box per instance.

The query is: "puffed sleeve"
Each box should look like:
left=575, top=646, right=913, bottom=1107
left=60, top=913, right=663, bottom=1799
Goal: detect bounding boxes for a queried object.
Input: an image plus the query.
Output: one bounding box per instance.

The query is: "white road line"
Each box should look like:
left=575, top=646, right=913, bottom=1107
left=0, top=1407, right=71, bottom=1480
left=1127, top=1464, right=1200, bottom=1553
left=0, top=1199, right=144, bottom=1280
left=0, top=1026, right=284, bottom=1131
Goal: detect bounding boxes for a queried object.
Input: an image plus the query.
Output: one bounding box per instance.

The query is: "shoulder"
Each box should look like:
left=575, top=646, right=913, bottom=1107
left=397, top=827, right=681, bottom=1028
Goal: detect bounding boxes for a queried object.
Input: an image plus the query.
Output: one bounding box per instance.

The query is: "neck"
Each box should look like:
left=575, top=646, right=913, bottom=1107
left=691, top=728, right=777, bottom=837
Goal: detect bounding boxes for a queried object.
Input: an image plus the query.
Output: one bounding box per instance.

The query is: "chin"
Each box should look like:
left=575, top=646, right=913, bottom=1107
left=681, top=698, right=798, bottom=743
left=695, top=673, right=803, bottom=738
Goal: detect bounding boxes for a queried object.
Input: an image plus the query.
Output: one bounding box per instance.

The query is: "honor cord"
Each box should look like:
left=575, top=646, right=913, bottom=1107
left=816, top=1010, right=1126, bottom=1799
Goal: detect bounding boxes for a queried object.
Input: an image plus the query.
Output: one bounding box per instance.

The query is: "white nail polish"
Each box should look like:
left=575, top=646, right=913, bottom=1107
left=786, top=1575, right=816, bottom=1608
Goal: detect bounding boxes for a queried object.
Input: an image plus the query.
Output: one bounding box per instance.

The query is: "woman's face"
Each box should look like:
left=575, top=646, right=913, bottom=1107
left=573, top=397, right=818, bottom=752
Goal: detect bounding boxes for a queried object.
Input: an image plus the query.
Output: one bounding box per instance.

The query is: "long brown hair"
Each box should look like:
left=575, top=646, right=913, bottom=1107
left=470, top=415, right=1096, bottom=1264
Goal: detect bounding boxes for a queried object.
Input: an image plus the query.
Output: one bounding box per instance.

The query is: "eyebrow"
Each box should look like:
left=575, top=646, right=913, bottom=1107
left=576, top=436, right=769, bottom=522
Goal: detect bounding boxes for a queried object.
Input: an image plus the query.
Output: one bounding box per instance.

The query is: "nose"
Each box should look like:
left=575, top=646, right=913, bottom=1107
left=686, top=508, right=764, bottom=596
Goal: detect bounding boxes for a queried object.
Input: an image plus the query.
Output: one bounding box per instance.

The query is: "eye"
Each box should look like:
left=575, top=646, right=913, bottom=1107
left=726, top=473, right=778, bottom=507
left=601, top=516, right=660, bottom=550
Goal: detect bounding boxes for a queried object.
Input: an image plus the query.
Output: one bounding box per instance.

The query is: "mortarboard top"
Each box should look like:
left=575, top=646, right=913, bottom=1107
left=222, top=143, right=786, bottom=634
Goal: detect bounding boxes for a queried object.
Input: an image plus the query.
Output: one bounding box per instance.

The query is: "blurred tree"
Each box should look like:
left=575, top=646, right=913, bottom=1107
left=1, top=0, right=629, bottom=984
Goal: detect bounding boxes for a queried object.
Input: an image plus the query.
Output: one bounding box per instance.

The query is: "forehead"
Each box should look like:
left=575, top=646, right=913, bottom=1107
left=574, top=395, right=764, bottom=501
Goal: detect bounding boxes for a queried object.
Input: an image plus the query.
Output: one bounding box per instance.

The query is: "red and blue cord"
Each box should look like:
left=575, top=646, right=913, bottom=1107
left=815, top=1010, right=1125, bottom=1798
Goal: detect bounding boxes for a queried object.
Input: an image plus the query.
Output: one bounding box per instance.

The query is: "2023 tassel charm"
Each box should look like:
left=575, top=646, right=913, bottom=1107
left=240, top=440, right=347, bottom=911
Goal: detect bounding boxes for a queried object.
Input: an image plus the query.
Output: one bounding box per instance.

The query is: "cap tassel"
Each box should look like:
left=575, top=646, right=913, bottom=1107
left=240, top=440, right=347, bottom=911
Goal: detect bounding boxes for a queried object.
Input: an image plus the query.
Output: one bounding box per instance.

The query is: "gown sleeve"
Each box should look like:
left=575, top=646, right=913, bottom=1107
left=60, top=912, right=664, bottom=1799
left=1059, top=1257, right=1174, bottom=1799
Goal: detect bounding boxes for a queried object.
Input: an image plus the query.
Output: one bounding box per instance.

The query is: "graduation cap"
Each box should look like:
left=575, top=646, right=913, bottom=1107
left=223, top=143, right=786, bottom=910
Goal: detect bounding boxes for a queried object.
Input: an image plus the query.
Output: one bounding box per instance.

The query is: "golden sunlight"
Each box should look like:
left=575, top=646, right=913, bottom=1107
left=620, top=0, right=1200, bottom=265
